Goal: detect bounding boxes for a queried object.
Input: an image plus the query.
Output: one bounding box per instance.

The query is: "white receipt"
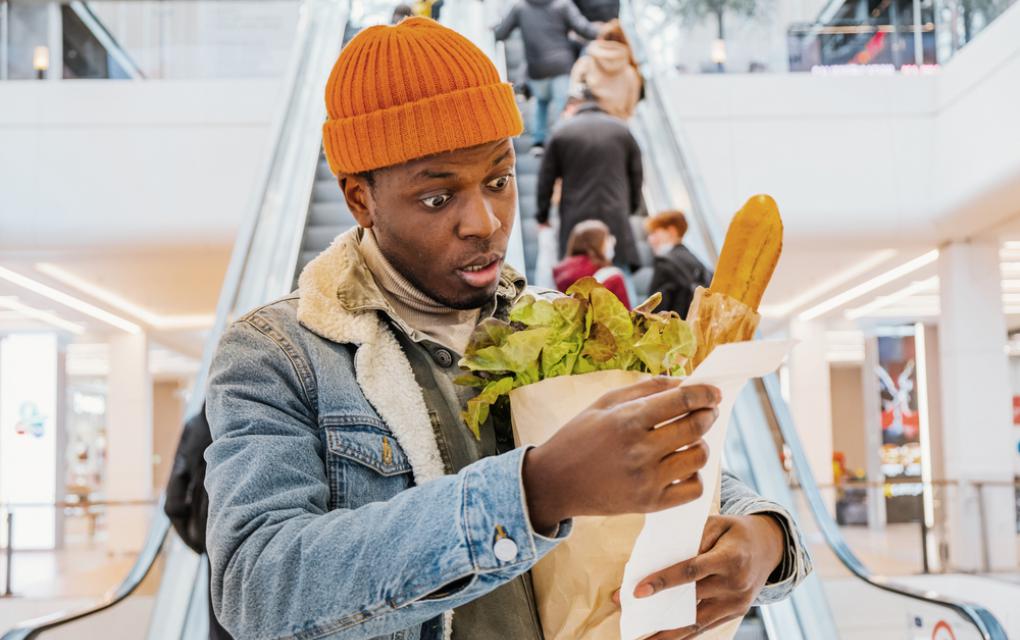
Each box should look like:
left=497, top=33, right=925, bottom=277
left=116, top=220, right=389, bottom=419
left=619, top=340, right=795, bottom=640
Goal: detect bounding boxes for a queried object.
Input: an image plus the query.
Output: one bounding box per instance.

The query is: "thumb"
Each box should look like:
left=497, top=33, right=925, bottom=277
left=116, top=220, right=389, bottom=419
left=699, top=515, right=731, bottom=554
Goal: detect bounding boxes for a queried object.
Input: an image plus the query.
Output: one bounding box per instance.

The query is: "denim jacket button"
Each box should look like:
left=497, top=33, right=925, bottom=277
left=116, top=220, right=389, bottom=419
left=494, top=537, right=518, bottom=562
left=433, top=349, right=454, bottom=368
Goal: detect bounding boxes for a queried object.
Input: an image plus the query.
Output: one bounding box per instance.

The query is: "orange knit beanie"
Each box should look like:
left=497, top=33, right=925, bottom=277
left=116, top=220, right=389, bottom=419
left=322, top=17, right=523, bottom=175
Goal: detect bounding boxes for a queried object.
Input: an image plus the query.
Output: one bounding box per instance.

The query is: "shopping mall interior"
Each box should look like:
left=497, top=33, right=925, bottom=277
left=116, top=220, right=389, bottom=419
left=0, top=0, right=1018, bottom=637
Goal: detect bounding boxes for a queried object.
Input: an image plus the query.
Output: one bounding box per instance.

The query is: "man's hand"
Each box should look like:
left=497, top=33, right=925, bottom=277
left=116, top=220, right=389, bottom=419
left=617, top=514, right=786, bottom=639
left=523, top=378, right=721, bottom=532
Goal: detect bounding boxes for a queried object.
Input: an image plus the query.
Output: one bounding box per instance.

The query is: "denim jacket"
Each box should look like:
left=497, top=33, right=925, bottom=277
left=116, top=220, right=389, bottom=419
left=204, top=229, right=811, bottom=640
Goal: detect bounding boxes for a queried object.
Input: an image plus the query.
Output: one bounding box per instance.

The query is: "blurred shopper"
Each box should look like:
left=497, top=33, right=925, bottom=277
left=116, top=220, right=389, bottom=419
left=164, top=406, right=233, bottom=640
left=645, top=210, right=712, bottom=318
left=537, top=90, right=643, bottom=271
left=494, top=0, right=599, bottom=152
left=554, top=220, right=631, bottom=307
left=570, top=20, right=642, bottom=120
left=574, top=0, right=620, bottom=22
left=391, top=3, right=413, bottom=23
left=204, top=19, right=810, bottom=640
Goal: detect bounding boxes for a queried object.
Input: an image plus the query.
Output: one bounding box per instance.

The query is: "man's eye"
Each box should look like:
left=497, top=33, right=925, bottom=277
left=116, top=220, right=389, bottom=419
left=421, top=194, right=451, bottom=209
left=486, top=174, right=513, bottom=190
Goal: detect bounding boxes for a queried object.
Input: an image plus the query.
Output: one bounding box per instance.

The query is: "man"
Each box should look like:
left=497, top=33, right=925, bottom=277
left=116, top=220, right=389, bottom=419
left=205, top=18, right=810, bottom=640
left=537, top=90, right=644, bottom=272
left=494, top=0, right=599, bottom=152
left=646, top=210, right=713, bottom=318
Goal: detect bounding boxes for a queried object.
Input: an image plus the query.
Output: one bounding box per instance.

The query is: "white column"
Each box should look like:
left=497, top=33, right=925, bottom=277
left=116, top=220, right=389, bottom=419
left=937, top=241, right=1017, bottom=571
left=105, top=333, right=152, bottom=554
left=861, top=336, right=888, bottom=530
left=789, top=320, right=836, bottom=511
left=0, top=334, right=64, bottom=550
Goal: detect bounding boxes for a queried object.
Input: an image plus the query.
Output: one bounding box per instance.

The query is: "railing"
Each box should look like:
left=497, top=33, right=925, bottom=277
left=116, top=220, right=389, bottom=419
left=0, top=0, right=301, bottom=81
left=1, top=0, right=350, bottom=637
left=627, top=0, right=1017, bottom=74
left=0, top=500, right=170, bottom=640
left=622, top=1, right=1008, bottom=637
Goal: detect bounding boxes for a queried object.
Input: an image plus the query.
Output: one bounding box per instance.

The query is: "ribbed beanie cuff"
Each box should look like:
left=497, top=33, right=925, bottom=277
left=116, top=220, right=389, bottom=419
left=323, top=81, right=522, bottom=175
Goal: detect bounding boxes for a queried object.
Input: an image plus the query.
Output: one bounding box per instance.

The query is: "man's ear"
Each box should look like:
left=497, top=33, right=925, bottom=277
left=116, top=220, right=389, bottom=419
left=339, top=174, right=374, bottom=228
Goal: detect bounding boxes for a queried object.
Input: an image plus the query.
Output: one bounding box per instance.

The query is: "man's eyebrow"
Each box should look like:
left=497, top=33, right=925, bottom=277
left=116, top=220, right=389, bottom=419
left=418, top=169, right=456, bottom=179
left=491, top=150, right=512, bottom=166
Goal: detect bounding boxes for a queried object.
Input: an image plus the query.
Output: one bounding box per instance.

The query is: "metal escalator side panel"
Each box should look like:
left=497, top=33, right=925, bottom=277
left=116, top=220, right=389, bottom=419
left=0, top=504, right=171, bottom=640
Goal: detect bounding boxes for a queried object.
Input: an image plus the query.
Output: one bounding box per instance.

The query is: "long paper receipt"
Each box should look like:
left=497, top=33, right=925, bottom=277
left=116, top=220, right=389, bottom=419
left=619, top=340, right=794, bottom=640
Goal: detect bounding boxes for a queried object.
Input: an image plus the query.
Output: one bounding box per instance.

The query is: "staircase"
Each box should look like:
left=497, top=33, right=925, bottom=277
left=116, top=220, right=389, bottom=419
left=291, top=150, right=358, bottom=290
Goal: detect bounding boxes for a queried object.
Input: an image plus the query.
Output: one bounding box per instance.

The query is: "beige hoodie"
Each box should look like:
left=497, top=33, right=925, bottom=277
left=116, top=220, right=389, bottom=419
left=570, top=40, right=642, bottom=120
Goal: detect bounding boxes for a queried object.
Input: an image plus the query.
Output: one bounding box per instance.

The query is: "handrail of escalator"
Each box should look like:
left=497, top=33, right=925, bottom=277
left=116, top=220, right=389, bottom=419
left=621, top=5, right=1008, bottom=638
left=0, top=502, right=170, bottom=640
left=0, top=4, right=329, bottom=638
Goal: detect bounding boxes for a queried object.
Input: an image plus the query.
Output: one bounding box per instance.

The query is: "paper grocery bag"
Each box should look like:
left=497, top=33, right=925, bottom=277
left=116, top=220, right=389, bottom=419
left=512, top=369, right=649, bottom=640
left=510, top=341, right=793, bottom=640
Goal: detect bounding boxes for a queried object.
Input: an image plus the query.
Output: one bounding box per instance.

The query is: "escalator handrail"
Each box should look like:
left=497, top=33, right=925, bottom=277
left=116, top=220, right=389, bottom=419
left=622, top=4, right=1008, bottom=638
left=0, top=502, right=171, bottom=640
left=0, top=6, right=322, bottom=639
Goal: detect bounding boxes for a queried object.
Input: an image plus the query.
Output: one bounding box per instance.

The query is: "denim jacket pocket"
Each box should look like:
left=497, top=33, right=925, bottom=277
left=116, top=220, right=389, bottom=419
left=324, top=421, right=414, bottom=509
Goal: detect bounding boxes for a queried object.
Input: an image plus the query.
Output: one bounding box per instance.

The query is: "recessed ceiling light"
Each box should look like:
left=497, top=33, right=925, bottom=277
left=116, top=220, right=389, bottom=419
left=0, top=266, right=140, bottom=334
left=34, top=263, right=214, bottom=331
left=799, top=250, right=939, bottom=321
left=759, top=249, right=897, bottom=318
left=0, top=296, right=85, bottom=334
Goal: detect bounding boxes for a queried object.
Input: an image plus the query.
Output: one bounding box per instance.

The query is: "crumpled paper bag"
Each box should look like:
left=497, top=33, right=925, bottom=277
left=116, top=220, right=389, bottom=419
left=510, top=341, right=792, bottom=639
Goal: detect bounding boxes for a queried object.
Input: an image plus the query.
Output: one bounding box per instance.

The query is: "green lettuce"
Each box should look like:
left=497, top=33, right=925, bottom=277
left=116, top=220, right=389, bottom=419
left=457, top=277, right=696, bottom=437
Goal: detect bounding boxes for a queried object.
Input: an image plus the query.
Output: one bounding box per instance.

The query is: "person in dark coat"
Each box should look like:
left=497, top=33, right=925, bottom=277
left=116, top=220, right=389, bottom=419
left=494, top=0, right=598, bottom=149
left=164, top=406, right=233, bottom=640
left=536, top=93, right=644, bottom=271
left=645, top=210, right=713, bottom=318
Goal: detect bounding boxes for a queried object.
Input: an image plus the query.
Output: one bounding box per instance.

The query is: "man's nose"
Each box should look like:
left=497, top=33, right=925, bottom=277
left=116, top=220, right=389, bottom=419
left=458, top=190, right=502, bottom=239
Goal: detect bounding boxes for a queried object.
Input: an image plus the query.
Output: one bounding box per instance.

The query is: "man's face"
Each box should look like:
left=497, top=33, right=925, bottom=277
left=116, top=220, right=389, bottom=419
left=341, top=139, right=517, bottom=310
left=648, top=227, right=679, bottom=255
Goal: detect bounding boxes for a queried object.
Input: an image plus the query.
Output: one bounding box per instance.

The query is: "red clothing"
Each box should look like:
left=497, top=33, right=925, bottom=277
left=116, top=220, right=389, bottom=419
left=553, top=255, right=631, bottom=309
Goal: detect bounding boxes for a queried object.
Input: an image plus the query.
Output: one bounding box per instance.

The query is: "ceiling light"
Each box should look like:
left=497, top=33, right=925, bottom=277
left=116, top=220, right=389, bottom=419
left=0, top=296, right=85, bottom=334
left=799, top=250, right=939, bottom=321
left=845, top=277, right=939, bottom=319
left=0, top=266, right=140, bottom=334
left=760, top=249, right=897, bottom=318
left=34, top=263, right=214, bottom=331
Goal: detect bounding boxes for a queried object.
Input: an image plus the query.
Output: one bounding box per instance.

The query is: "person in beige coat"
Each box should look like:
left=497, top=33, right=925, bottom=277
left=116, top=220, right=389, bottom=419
left=570, top=20, right=643, bottom=120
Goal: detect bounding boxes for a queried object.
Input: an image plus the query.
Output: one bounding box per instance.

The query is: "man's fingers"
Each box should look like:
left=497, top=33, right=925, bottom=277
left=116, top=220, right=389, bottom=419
left=693, top=575, right=730, bottom=601
left=657, top=472, right=704, bottom=509
left=635, top=546, right=728, bottom=597
left=623, top=384, right=722, bottom=431
left=644, top=626, right=700, bottom=640
left=652, top=407, right=718, bottom=453
left=699, top=515, right=732, bottom=554
left=659, top=440, right=710, bottom=483
left=595, top=376, right=682, bottom=409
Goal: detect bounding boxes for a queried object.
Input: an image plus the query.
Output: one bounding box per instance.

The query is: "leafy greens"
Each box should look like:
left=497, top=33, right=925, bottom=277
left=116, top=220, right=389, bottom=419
left=456, top=277, right=696, bottom=438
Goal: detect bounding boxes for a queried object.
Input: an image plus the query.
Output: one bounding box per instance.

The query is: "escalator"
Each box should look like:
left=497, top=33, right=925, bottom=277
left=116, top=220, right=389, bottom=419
left=1, top=0, right=1009, bottom=638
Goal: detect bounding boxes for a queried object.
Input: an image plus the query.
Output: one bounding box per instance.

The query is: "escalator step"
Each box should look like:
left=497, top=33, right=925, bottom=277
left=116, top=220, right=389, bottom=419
left=316, top=158, right=334, bottom=180
left=516, top=173, right=537, bottom=199
left=518, top=198, right=537, bottom=220
left=313, top=179, right=345, bottom=204
left=303, top=225, right=353, bottom=252
left=309, top=202, right=357, bottom=227
left=515, top=154, right=542, bottom=176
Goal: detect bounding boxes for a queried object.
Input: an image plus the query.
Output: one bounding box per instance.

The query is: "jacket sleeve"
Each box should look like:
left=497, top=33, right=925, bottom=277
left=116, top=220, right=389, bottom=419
left=536, top=138, right=560, bottom=225
left=493, top=5, right=518, bottom=41
left=626, top=131, right=643, bottom=214
left=719, top=471, right=813, bottom=604
left=205, top=320, right=569, bottom=640
left=562, top=0, right=600, bottom=40
left=647, top=258, right=680, bottom=315
left=570, top=56, right=589, bottom=91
